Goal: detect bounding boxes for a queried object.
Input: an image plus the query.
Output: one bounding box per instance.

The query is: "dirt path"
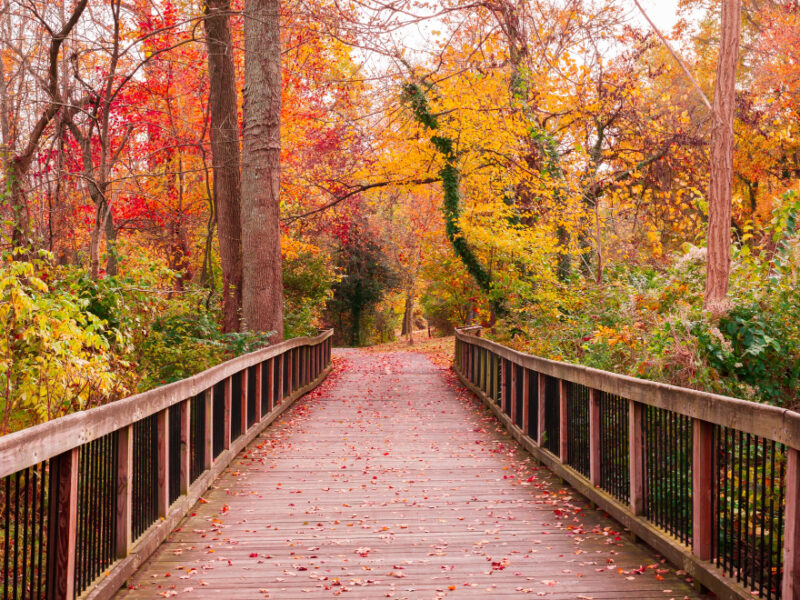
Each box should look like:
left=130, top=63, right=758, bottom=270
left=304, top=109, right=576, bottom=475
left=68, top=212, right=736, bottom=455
left=118, top=349, right=703, bottom=599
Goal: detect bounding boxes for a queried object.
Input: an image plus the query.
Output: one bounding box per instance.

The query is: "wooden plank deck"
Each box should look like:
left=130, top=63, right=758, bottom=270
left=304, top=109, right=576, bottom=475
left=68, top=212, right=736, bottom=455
left=116, top=349, right=705, bottom=599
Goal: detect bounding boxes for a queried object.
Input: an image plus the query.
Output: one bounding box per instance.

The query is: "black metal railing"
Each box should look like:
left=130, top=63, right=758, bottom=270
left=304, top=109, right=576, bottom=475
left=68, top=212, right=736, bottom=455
left=190, top=393, right=206, bottom=483
left=713, top=428, right=785, bottom=599
left=1, top=460, right=50, bottom=600
left=132, top=415, right=158, bottom=540
left=566, top=382, right=590, bottom=478
left=0, top=331, right=333, bottom=600
left=454, top=327, right=799, bottom=600
left=643, top=405, right=692, bottom=545
left=75, top=432, right=117, bottom=596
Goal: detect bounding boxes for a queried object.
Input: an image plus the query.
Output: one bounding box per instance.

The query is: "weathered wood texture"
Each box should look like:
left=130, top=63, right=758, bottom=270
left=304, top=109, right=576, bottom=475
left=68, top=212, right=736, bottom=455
left=118, top=350, right=703, bottom=600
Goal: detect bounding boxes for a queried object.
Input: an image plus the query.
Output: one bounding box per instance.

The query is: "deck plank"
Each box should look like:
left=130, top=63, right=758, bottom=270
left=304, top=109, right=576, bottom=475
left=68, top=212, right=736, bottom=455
left=117, top=350, right=705, bottom=599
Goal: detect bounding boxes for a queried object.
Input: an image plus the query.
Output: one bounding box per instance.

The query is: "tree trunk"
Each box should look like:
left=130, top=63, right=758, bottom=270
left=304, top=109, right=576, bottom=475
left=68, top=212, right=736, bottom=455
left=241, top=0, right=283, bottom=339
left=402, top=288, right=414, bottom=345
left=204, top=0, right=243, bottom=333
left=704, top=0, right=741, bottom=311
left=104, top=209, right=118, bottom=277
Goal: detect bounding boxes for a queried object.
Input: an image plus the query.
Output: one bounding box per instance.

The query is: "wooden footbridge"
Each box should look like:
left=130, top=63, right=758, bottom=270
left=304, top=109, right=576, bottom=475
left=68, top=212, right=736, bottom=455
left=0, top=328, right=797, bottom=599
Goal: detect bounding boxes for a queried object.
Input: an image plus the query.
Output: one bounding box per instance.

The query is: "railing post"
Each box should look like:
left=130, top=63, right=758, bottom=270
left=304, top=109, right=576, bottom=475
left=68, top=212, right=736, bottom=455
left=203, top=389, right=213, bottom=470
left=692, top=418, right=714, bottom=560
left=559, top=380, right=568, bottom=461
left=500, top=359, right=506, bottom=412
left=267, top=357, right=275, bottom=412
left=629, top=400, right=644, bottom=515
left=157, top=409, right=169, bottom=517
left=537, top=373, right=546, bottom=445
left=278, top=354, right=285, bottom=402
left=116, top=425, right=133, bottom=558
left=510, top=363, right=517, bottom=422
left=47, top=447, right=79, bottom=600
left=589, top=389, right=601, bottom=486
left=783, top=447, right=800, bottom=599
left=224, top=376, right=232, bottom=450
left=180, top=399, right=190, bottom=494
left=484, top=350, right=489, bottom=394
left=522, top=369, right=530, bottom=435
left=294, top=348, right=300, bottom=390
left=287, top=351, right=293, bottom=396
left=255, top=363, right=263, bottom=422
left=241, top=369, right=248, bottom=434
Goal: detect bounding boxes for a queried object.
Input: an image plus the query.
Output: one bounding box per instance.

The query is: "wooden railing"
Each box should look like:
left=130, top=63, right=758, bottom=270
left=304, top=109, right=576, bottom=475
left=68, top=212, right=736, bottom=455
left=0, top=330, right=333, bottom=600
left=454, top=327, right=798, bottom=600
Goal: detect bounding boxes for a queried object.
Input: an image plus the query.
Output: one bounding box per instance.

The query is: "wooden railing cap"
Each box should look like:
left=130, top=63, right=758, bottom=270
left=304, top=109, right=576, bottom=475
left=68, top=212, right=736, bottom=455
left=455, top=328, right=800, bottom=448
left=0, top=330, right=333, bottom=479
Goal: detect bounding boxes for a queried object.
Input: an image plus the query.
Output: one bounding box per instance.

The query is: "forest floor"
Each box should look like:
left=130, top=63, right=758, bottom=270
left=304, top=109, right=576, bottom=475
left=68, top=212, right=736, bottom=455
left=118, top=348, right=703, bottom=599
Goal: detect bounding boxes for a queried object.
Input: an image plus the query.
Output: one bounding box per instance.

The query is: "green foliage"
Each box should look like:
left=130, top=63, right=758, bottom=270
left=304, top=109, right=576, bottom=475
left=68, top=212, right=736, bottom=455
left=402, top=80, right=502, bottom=316
left=0, top=251, right=119, bottom=433
left=327, top=231, right=396, bottom=346
left=283, top=250, right=338, bottom=338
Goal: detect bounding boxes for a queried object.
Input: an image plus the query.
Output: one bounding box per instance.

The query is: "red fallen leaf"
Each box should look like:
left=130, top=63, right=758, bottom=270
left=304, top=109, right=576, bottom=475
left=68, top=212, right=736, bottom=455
left=249, top=553, right=258, bottom=558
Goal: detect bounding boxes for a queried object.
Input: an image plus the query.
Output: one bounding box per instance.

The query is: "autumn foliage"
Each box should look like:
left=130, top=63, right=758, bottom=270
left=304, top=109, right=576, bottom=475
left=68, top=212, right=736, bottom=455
left=1, top=0, right=799, bottom=433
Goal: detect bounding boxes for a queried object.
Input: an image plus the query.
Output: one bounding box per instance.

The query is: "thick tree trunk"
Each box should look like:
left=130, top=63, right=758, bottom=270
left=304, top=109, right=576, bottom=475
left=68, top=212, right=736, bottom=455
left=241, top=0, right=283, bottom=339
left=704, top=0, right=741, bottom=311
left=204, top=0, right=243, bottom=333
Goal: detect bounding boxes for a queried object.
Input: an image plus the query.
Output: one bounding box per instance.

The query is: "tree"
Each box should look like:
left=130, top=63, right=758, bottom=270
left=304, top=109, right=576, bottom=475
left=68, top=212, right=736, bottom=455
left=1, top=0, right=88, bottom=251
left=204, top=0, right=243, bottom=332
left=241, top=0, right=283, bottom=338
left=704, top=0, right=742, bottom=310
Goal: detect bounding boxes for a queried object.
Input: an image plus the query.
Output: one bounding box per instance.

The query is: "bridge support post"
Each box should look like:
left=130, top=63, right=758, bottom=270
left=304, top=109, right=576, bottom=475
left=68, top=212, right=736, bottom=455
left=537, top=373, right=546, bottom=446
left=692, top=418, right=714, bottom=560
left=157, top=409, right=169, bottom=517
left=589, top=389, right=601, bottom=486
left=204, top=389, right=213, bottom=470
left=241, top=369, right=248, bottom=434
left=783, top=447, right=800, bottom=600
left=278, top=354, right=285, bottom=404
left=522, top=369, right=530, bottom=435
left=180, top=399, right=190, bottom=494
left=510, top=362, right=517, bottom=423
left=629, top=400, right=644, bottom=515
left=255, top=363, right=263, bottom=422
left=268, top=358, right=275, bottom=412
left=224, top=377, right=232, bottom=450
left=116, top=425, right=133, bottom=558
left=559, top=380, right=568, bottom=462
left=47, top=448, right=78, bottom=600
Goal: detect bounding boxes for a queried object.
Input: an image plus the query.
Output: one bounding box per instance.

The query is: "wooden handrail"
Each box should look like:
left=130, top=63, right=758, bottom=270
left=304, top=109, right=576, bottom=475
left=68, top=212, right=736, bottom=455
left=0, top=330, right=334, bottom=600
left=455, top=327, right=800, bottom=447
left=0, top=329, right=333, bottom=479
left=454, top=327, right=797, bottom=600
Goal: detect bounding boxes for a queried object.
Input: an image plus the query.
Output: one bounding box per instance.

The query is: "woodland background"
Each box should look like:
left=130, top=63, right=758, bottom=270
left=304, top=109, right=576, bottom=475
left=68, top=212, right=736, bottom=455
left=1, top=0, right=799, bottom=434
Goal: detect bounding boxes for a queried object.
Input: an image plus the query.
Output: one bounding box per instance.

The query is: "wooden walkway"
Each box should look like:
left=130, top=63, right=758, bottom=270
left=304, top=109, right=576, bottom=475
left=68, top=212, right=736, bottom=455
left=117, top=350, right=705, bottom=599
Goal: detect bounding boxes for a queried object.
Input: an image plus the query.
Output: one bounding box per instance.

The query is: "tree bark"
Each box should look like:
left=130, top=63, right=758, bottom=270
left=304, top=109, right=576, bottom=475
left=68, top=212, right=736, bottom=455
left=704, top=0, right=741, bottom=311
left=241, top=0, right=284, bottom=339
left=204, top=0, right=243, bottom=332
